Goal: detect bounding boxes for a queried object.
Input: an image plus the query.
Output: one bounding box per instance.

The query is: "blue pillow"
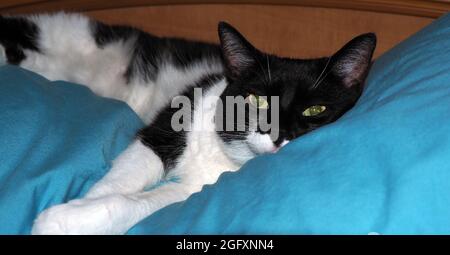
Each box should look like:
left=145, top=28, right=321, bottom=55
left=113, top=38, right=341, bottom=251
left=128, top=13, right=450, bottom=234
left=0, top=66, right=144, bottom=234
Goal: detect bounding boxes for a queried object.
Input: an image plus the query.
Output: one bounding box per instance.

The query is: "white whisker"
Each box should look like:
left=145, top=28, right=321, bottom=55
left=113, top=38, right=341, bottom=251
left=312, top=57, right=332, bottom=89
left=266, top=55, right=272, bottom=82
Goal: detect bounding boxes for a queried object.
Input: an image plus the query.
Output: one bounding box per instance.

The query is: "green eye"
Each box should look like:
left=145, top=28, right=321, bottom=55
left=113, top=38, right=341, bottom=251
left=302, top=105, right=326, bottom=116
left=247, top=94, right=269, bottom=109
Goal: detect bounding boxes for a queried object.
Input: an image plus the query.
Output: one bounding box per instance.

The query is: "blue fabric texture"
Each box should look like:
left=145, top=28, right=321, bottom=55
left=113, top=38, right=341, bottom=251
left=0, top=66, right=144, bottom=234
left=128, top=13, right=450, bottom=234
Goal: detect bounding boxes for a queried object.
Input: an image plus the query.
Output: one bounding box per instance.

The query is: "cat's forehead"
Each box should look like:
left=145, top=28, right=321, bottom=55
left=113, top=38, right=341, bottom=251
left=253, top=68, right=319, bottom=96
left=246, top=60, right=325, bottom=91
left=260, top=56, right=326, bottom=84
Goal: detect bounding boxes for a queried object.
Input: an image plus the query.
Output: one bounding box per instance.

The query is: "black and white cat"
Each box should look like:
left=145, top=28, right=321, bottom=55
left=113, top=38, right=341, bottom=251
left=0, top=13, right=376, bottom=234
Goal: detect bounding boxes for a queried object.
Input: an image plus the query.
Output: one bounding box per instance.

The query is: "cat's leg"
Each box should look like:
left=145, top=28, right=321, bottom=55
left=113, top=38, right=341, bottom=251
left=84, top=139, right=164, bottom=199
left=32, top=181, right=198, bottom=235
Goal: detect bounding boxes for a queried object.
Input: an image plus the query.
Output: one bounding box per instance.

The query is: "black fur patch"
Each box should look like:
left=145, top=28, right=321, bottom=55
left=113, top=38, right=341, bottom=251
left=91, top=21, right=222, bottom=82
left=138, top=74, right=224, bottom=170
left=91, top=21, right=136, bottom=46
left=0, top=16, right=40, bottom=64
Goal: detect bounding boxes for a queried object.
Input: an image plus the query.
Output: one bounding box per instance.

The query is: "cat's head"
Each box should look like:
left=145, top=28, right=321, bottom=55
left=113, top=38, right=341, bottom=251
left=216, top=22, right=376, bottom=165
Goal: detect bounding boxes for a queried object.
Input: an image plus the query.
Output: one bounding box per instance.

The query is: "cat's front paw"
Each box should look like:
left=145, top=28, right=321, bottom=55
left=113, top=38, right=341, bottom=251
left=31, top=195, right=135, bottom=235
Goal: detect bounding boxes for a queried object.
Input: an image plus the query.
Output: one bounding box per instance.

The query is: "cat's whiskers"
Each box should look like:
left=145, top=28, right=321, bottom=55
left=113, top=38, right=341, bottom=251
left=254, top=55, right=271, bottom=86
left=266, top=55, right=272, bottom=82
left=311, top=57, right=332, bottom=89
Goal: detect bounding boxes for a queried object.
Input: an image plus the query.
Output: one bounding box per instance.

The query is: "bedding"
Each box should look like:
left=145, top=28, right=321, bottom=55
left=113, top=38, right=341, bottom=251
left=0, top=66, right=144, bottom=234
left=0, top=12, right=450, bottom=235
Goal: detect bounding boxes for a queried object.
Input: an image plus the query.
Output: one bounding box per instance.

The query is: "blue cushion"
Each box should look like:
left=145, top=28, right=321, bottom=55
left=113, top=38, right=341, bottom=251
left=128, top=13, right=450, bottom=234
left=0, top=65, right=144, bottom=234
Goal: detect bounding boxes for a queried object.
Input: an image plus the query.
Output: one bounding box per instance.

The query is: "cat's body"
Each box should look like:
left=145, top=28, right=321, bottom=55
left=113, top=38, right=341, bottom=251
left=0, top=13, right=376, bottom=234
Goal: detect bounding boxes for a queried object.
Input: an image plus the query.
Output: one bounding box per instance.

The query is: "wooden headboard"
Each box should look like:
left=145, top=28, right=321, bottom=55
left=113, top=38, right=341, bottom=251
left=1, top=0, right=449, bottom=58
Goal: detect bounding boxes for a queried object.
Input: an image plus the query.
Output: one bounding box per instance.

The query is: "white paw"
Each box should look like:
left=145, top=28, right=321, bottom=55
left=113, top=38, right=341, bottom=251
left=31, top=195, right=135, bottom=235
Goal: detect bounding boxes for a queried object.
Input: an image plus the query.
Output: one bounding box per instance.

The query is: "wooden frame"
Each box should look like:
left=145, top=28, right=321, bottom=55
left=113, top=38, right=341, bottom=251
left=0, top=1, right=448, bottom=58
left=0, top=0, right=449, bottom=18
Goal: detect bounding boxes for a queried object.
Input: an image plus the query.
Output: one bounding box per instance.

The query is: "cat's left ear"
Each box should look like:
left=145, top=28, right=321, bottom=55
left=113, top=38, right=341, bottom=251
left=218, top=22, right=258, bottom=80
left=330, top=33, right=377, bottom=88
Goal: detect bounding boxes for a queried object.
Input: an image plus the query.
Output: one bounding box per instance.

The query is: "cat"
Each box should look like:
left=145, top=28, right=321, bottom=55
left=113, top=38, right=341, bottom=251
left=0, top=13, right=376, bottom=234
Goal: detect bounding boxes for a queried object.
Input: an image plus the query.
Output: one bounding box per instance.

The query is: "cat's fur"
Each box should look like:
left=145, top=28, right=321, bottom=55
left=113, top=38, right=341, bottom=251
left=0, top=13, right=376, bottom=234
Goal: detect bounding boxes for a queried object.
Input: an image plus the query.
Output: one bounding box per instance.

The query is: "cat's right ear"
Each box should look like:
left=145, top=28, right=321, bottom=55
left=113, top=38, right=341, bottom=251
left=218, top=22, right=257, bottom=80
left=330, top=33, right=377, bottom=89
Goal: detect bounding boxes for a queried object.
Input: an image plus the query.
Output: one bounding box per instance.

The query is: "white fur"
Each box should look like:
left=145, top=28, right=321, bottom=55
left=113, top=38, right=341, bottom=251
left=32, top=181, right=195, bottom=234
left=85, top=140, right=164, bottom=199
left=167, top=79, right=239, bottom=187
left=280, top=140, right=290, bottom=147
left=247, top=132, right=277, bottom=154
left=23, top=13, right=129, bottom=91
left=137, top=62, right=222, bottom=123
left=222, top=133, right=282, bottom=165
left=32, top=194, right=138, bottom=234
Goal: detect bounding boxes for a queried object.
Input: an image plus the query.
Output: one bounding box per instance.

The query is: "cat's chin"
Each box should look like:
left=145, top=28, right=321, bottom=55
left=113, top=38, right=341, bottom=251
left=246, top=134, right=290, bottom=156
left=246, top=132, right=278, bottom=155
left=219, top=132, right=281, bottom=166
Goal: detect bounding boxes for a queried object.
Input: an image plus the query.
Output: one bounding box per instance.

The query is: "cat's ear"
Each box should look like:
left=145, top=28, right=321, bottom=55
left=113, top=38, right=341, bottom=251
left=218, top=22, right=257, bottom=79
left=331, top=33, right=377, bottom=88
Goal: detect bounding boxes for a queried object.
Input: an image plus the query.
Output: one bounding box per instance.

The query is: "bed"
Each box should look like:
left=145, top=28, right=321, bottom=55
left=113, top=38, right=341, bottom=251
left=0, top=1, right=450, bottom=234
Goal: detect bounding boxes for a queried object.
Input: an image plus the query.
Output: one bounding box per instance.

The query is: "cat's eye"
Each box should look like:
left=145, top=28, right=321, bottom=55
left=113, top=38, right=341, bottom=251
left=302, top=105, right=327, bottom=117
left=247, top=94, right=269, bottom=109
